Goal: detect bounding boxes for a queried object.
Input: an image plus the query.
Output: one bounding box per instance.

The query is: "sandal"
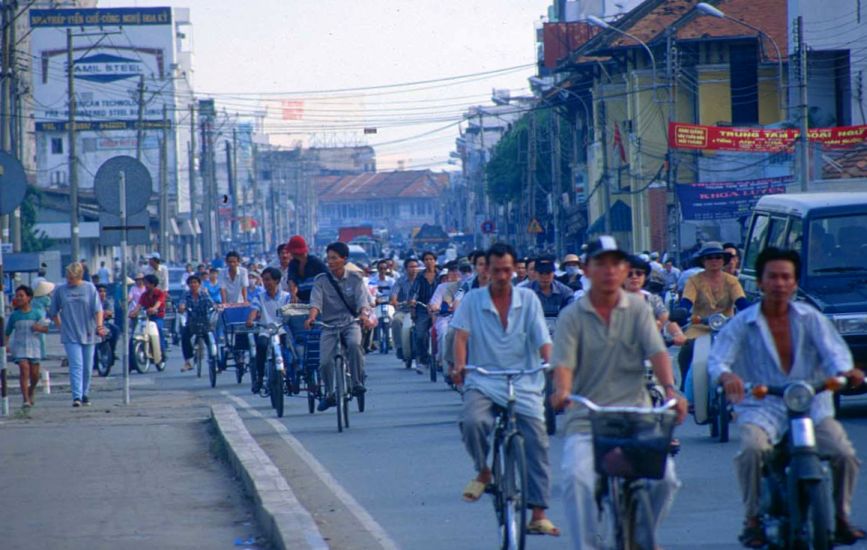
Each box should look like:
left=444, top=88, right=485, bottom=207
left=835, top=518, right=866, bottom=545
left=738, top=523, right=766, bottom=548
left=527, top=518, right=560, bottom=537
left=461, top=480, right=487, bottom=502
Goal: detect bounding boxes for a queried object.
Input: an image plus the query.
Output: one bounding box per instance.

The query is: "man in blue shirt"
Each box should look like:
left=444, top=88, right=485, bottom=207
left=451, top=243, right=560, bottom=537
left=528, top=257, right=573, bottom=317
left=247, top=267, right=293, bottom=394
left=709, top=247, right=865, bottom=547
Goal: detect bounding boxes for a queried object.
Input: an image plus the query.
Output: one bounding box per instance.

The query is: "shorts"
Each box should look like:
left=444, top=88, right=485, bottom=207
left=13, top=357, right=40, bottom=364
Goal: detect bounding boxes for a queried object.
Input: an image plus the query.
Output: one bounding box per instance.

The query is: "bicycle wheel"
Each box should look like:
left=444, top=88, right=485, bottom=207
left=195, top=337, right=204, bottom=378
left=500, top=434, right=528, bottom=550
left=335, top=356, right=344, bottom=433
left=342, top=360, right=351, bottom=429
left=270, top=352, right=284, bottom=418
left=132, top=341, right=150, bottom=374
left=95, top=341, right=113, bottom=377
left=623, top=482, right=656, bottom=550
left=208, top=347, right=218, bottom=388
left=306, top=368, right=318, bottom=414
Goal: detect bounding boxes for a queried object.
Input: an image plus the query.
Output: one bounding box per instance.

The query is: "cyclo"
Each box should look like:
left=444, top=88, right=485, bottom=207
left=216, top=304, right=256, bottom=387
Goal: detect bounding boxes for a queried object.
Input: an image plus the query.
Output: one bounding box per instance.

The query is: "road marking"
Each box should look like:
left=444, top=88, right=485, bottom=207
left=223, top=392, right=400, bottom=550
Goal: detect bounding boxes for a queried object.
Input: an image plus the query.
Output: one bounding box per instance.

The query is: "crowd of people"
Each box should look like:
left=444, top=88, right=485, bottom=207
left=5, top=232, right=864, bottom=549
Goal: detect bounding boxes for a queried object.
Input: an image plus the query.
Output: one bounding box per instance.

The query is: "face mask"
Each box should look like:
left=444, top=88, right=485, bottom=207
left=566, top=266, right=580, bottom=276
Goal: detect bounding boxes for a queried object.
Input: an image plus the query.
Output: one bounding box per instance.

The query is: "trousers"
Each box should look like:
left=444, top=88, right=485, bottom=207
left=736, top=420, right=860, bottom=519
left=460, top=390, right=551, bottom=509
left=319, top=323, right=364, bottom=394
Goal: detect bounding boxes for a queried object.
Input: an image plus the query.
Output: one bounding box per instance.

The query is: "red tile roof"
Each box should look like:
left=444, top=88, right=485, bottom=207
left=675, top=0, right=788, bottom=60
left=821, top=148, right=867, bottom=179
left=316, top=170, right=445, bottom=202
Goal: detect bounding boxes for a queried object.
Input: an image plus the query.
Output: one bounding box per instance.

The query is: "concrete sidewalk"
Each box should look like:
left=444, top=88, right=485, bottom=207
left=0, top=348, right=267, bottom=550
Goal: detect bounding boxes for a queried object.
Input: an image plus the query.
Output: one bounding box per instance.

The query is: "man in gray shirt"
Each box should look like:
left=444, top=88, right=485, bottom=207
left=550, top=236, right=686, bottom=549
left=305, top=242, right=375, bottom=411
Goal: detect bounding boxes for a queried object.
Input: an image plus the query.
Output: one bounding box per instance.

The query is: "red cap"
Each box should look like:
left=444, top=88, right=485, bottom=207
left=287, top=235, right=308, bottom=255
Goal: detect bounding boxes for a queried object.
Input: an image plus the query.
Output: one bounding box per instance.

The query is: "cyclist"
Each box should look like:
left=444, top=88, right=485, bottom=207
left=451, top=243, right=560, bottom=537
left=528, top=257, right=573, bottom=317
left=513, top=257, right=528, bottom=286
left=429, top=261, right=461, bottom=369
left=220, top=250, right=249, bottom=305
left=624, top=255, right=686, bottom=345
left=516, top=258, right=536, bottom=288
left=247, top=267, right=293, bottom=394
left=455, top=250, right=489, bottom=303
left=390, top=257, right=419, bottom=361
left=178, top=274, right=215, bottom=373
left=677, top=241, right=750, bottom=384
left=247, top=271, right=264, bottom=303
left=129, top=274, right=167, bottom=367
left=556, top=254, right=583, bottom=291
left=708, top=248, right=865, bottom=548
left=305, top=242, right=375, bottom=411
left=275, top=242, right=294, bottom=292
left=203, top=268, right=222, bottom=305
left=287, top=235, right=328, bottom=304
left=409, top=251, right=439, bottom=373
left=549, top=236, right=686, bottom=549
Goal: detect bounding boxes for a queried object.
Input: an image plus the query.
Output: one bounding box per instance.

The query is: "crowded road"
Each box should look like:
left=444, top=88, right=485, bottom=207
left=151, top=345, right=867, bottom=550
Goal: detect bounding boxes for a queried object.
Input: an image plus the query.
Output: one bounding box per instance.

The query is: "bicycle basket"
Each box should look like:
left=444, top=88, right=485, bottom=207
left=590, top=410, right=675, bottom=480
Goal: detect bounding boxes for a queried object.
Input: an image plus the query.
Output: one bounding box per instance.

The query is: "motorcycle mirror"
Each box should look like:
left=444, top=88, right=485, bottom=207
left=751, top=385, right=769, bottom=399
left=669, top=308, right=688, bottom=324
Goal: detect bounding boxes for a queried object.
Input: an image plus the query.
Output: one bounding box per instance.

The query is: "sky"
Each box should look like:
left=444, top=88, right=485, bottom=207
left=101, top=0, right=553, bottom=170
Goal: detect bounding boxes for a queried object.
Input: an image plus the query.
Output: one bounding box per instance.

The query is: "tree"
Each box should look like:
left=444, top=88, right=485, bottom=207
left=21, top=186, right=53, bottom=253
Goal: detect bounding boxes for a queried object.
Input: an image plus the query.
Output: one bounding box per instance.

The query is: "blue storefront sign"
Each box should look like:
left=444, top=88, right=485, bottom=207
left=676, top=176, right=792, bottom=221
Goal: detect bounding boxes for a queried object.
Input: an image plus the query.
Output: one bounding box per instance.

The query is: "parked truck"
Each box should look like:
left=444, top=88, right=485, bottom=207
left=338, top=225, right=373, bottom=243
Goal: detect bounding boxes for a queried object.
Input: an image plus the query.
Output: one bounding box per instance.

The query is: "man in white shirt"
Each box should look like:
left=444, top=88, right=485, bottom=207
left=246, top=267, right=291, bottom=394
left=220, top=251, right=249, bottom=305
left=144, top=253, right=169, bottom=292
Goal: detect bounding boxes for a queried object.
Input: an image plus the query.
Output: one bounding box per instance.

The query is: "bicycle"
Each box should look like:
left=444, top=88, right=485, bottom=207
left=255, top=321, right=291, bottom=418
left=315, top=319, right=364, bottom=433
left=463, top=364, right=549, bottom=550
left=568, top=395, right=677, bottom=550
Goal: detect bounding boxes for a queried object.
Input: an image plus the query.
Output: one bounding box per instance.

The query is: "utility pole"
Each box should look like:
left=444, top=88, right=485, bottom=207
left=550, top=110, right=562, bottom=258
left=293, top=157, right=301, bottom=235
left=0, top=1, right=10, bottom=249
left=598, top=96, right=612, bottom=235
left=135, top=75, right=145, bottom=161
left=188, top=103, right=199, bottom=260
left=795, top=16, right=810, bottom=192
left=159, top=105, right=169, bottom=261
left=67, top=28, right=80, bottom=261
left=231, top=128, right=239, bottom=247
left=6, top=0, right=21, bottom=252
left=200, top=115, right=212, bottom=261
left=527, top=111, right=536, bottom=252
left=224, top=140, right=235, bottom=246
left=666, top=28, right=681, bottom=263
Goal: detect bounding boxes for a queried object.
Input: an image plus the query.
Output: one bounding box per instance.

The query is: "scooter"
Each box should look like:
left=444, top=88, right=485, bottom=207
left=94, top=323, right=116, bottom=377
left=375, top=294, right=394, bottom=354
left=395, top=302, right=415, bottom=370
left=746, top=377, right=847, bottom=550
left=130, top=309, right=164, bottom=374
left=675, top=309, right=733, bottom=442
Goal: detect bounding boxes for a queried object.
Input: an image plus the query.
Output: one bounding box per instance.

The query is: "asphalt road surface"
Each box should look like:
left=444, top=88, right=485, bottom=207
left=154, top=344, right=867, bottom=550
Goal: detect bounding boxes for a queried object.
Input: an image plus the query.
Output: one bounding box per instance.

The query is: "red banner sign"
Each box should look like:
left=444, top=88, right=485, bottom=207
left=669, top=122, right=867, bottom=152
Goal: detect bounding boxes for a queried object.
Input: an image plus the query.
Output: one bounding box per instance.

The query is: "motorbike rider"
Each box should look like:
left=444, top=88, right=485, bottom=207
left=286, top=235, right=328, bottom=305
left=513, top=257, right=528, bottom=286
left=549, top=236, right=687, bottom=549
left=529, top=257, right=573, bottom=317
left=305, top=242, right=376, bottom=410
left=368, top=260, right=396, bottom=350
left=178, top=274, right=215, bottom=372
left=390, top=257, right=419, bottom=361
left=247, top=267, right=293, bottom=394
left=722, top=242, right=741, bottom=277
left=96, top=284, right=119, bottom=363
left=708, top=247, right=865, bottom=548
left=662, top=257, right=681, bottom=290
left=625, top=256, right=686, bottom=346
left=517, top=258, right=536, bottom=288
left=556, top=254, right=583, bottom=291
left=677, top=241, right=750, bottom=384
left=129, top=274, right=167, bottom=367
left=409, top=251, right=440, bottom=374
left=451, top=243, right=561, bottom=537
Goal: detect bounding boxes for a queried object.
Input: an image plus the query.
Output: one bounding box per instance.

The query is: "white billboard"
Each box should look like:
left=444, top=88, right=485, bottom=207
left=29, top=7, right=187, bottom=212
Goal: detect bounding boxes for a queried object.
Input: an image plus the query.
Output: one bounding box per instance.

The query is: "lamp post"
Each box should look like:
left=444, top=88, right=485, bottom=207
left=695, top=2, right=786, bottom=116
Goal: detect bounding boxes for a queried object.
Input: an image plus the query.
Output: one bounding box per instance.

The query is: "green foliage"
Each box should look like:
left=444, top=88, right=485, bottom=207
left=21, top=186, right=53, bottom=253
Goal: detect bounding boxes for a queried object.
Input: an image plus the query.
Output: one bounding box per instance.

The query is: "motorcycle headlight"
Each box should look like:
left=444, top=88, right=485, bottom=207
left=831, top=314, right=867, bottom=335
left=708, top=313, right=728, bottom=331
left=783, top=382, right=815, bottom=413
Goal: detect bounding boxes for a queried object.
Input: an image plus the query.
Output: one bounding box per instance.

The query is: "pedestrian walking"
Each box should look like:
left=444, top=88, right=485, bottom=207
left=46, top=262, right=106, bottom=407
left=5, top=285, right=46, bottom=408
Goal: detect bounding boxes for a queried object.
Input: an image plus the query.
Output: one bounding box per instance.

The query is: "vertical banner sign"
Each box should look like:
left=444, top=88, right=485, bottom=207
left=675, top=177, right=792, bottom=221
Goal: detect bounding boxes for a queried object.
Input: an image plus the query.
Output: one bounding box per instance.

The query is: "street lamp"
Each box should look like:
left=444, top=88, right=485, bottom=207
left=695, top=2, right=786, bottom=115
left=585, top=15, right=657, bottom=96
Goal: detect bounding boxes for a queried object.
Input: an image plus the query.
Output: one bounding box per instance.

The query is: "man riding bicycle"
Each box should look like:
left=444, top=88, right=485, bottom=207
left=708, top=247, right=865, bottom=548
left=451, top=243, right=561, bottom=538
left=549, top=236, right=687, bottom=549
left=178, top=274, right=215, bottom=372
left=247, top=267, right=293, bottom=394
left=305, top=242, right=376, bottom=411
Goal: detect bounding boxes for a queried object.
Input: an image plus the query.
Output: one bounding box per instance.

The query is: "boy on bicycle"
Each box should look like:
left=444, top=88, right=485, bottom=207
left=247, top=267, right=293, bottom=394
left=178, top=275, right=215, bottom=372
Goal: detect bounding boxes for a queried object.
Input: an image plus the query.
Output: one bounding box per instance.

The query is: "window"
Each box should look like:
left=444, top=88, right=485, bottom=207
left=51, top=138, right=63, bottom=155
left=730, top=43, right=758, bottom=125
left=785, top=218, right=803, bottom=252
left=743, top=213, right=769, bottom=274
left=767, top=217, right=788, bottom=249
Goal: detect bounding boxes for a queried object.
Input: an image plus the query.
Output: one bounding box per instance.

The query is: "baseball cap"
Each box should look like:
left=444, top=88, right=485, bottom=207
left=287, top=235, right=308, bottom=255
left=535, top=257, right=556, bottom=274
left=148, top=252, right=161, bottom=261
left=585, top=235, right=628, bottom=261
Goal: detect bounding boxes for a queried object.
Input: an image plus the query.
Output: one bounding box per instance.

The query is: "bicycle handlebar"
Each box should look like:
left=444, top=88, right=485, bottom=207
left=315, top=319, right=361, bottom=330
left=464, top=364, right=550, bottom=377
left=568, top=395, right=677, bottom=414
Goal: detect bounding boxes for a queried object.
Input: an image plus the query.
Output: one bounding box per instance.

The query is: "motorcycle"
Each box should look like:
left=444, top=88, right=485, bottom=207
left=746, top=377, right=846, bottom=550
left=94, top=323, right=116, bottom=377
left=130, top=309, right=164, bottom=374
left=395, top=302, right=415, bottom=370
left=675, top=309, right=733, bottom=442
left=375, top=294, right=394, bottom=354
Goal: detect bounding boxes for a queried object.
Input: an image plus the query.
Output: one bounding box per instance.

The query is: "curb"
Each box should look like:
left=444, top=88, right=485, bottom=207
left=210, top=404, right=328, bottom=550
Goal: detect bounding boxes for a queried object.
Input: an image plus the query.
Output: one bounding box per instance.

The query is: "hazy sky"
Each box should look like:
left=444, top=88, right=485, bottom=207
left=101, top=0, right=552, bottom=169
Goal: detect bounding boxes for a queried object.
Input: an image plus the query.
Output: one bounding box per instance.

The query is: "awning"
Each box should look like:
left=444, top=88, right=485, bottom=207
left=170, top=218, right=181, bottom=236
left=586, top=200, right=632, bottom=234
left=34, top=221, right=101, bottom=239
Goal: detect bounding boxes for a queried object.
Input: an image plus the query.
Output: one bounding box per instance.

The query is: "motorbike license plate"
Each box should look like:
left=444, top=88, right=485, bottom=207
left=790, top=417, right=816, bottom=448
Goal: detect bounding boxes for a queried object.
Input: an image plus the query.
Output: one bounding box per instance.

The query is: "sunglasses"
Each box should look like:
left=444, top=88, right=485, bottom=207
left=705, top=255, right=725, bottom=261
left=627, top=270, right=646, bottom=277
